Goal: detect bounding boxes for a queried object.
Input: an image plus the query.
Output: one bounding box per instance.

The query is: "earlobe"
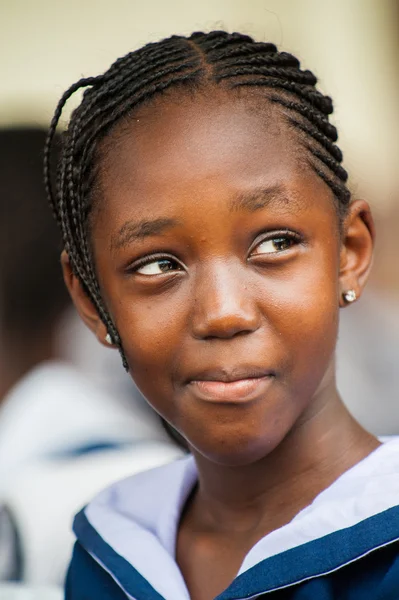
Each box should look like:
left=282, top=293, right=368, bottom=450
left=60, top=251, right=113, bottom=347
left=339, top=199, right=375, bottom=307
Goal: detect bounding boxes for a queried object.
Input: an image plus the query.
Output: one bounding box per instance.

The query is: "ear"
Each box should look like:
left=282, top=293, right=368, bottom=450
left=61, top=251, right=116, bottom=348
left=339, top=199, right=375, bottom=307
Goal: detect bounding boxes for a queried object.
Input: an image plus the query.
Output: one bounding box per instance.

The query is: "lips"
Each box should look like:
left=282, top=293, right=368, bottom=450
left=186, top=366, right=274, bottom=403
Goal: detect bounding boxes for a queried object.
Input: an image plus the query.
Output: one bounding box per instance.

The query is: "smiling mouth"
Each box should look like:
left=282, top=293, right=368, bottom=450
left=189, top=374, right=273, bottom=403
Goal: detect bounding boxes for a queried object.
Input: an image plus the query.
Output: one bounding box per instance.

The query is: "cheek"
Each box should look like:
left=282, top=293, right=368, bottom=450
left=266, top=247, right=340, bottom=391
left=112, top=291, right=190, bottom=416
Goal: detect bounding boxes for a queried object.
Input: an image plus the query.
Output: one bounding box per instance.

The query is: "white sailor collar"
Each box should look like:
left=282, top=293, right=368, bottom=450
left=74, top=438, right=399, bottom=600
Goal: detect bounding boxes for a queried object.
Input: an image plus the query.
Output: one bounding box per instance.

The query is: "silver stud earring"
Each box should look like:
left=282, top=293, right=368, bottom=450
left=342, top=289, right=357, bottom=303
left=105, top=333, right=113, bottom=345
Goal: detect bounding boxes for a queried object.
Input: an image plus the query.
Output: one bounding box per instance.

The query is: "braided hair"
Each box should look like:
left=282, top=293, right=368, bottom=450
left=44, top=31, right=351, bottom=369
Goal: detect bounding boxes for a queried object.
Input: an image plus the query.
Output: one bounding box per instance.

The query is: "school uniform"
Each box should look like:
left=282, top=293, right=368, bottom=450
left=66, top=438, right=399, bottom=599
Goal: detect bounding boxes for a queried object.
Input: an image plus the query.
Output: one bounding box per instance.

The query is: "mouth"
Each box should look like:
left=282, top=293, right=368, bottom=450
left=187, top=367, right=275, bottom=403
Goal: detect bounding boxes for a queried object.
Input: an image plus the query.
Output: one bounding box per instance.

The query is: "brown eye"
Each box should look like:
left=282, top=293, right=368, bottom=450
left=252, top=236, right=295, bottom=256
left=135, top=257, right=182, bottom=275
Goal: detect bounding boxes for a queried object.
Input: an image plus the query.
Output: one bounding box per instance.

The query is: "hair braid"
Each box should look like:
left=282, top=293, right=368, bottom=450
left=269, top=95, right=338, bottom=141
left=286, top=116, right=342, bottom=162
left=216, top=54, right=307, bottom=70
left=44, top=77, right=102, bottom=223
left=45, top=30, right=351, bottom=370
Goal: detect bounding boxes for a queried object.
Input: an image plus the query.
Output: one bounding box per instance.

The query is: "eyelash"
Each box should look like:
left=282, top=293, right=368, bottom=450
left=249, top=229, right=302, bottom=258
left=128, top=252, right=184, bottom=274
left=128, top=230, right=302, bottom=276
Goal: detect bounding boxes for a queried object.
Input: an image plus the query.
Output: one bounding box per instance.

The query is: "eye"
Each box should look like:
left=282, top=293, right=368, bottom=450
left=251, top=234, right=298, bottom=256
left=133, top=255, right=183, bottom=276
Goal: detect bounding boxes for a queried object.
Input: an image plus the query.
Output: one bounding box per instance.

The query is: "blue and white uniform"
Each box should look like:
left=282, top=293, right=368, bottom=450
left=66, top=439, right=399, bottom=599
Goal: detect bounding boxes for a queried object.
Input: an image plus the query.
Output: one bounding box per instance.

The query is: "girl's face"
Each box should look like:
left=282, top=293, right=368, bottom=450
left=66, top=92, right=373, bottom=466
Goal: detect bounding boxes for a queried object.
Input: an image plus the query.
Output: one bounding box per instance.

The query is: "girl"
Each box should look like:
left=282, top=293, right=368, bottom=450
left=45, top=31, right=399, bottom=600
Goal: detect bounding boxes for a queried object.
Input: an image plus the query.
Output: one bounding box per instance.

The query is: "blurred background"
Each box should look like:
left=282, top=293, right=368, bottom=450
left=0, top=0, right=398, bottom=595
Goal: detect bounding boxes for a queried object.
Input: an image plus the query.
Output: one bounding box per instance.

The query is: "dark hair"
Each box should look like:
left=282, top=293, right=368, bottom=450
left=0, top=128, right=69, bottom=338
left=45, top=31, right=350, bottom=369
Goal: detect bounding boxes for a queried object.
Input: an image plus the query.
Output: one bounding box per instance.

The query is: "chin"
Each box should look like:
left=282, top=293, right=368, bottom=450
left=188, top=425, right=287, bottom=467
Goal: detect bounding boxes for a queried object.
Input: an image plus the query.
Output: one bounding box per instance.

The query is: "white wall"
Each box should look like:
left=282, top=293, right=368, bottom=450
left=1, top=0, right=398, bottom=209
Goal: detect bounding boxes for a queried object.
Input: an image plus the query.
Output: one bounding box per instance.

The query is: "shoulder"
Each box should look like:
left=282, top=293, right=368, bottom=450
left=66, top=542, right=128, bottom=600
left=69, top=457, right=195, bottom=600
left=74, top=453, right=195, bottom=559
left=77, top=453, right=195, bottom=547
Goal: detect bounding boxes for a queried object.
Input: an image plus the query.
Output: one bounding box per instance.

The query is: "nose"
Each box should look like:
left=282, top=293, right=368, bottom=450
left=190, top=262, right=261, bottom=340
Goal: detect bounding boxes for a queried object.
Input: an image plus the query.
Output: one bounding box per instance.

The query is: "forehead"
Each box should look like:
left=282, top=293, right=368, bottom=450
left=97, top=91, right=306, bottom=199
left=92, top=90, right=338, bottom=240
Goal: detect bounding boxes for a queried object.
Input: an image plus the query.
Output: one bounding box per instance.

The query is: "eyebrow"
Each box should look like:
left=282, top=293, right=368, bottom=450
left=229, top=185, right=296, bottom=213
left=110, top=217, right=179, bottom=251
left=110, top=185, right=298, bottom=251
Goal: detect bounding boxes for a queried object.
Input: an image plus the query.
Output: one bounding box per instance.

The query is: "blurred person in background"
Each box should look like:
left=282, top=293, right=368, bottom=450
left=0, top=128, right=183, bottom=585
left=0, top=127, right=70, bottom=474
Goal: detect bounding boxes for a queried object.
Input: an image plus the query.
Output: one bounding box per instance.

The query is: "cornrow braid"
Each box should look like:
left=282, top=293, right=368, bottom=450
left=45, top=30, right=351, bottom=370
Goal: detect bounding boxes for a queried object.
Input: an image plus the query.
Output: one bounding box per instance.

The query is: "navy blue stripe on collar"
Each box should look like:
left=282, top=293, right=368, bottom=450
left=74, top=508, right=167, bottom=600
left=74, top=504, right=399, bottom=600
left=216, top=504, right=399, bottom=600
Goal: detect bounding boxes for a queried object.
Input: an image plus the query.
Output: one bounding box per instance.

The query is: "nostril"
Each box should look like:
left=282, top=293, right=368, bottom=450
left=204, top=329, right=251, bottom=341
left=193, top=313, right=260, bottom=340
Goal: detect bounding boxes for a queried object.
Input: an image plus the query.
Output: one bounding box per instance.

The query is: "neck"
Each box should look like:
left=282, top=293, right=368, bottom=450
left=0, top=331, right=57, bottom=404
left=189, top=390, right=379, bottom=535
